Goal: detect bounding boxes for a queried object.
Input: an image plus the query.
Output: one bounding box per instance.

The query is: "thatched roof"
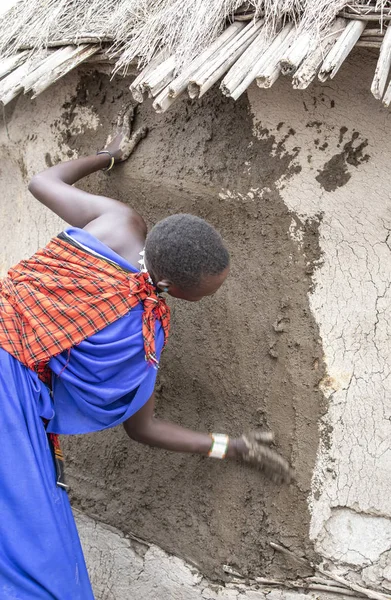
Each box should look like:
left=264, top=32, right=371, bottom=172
left=0, top=1, right=391, bottom=110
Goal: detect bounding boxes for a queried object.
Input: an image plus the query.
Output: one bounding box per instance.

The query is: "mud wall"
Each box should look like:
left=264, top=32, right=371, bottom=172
left=246, top=52, right=391, bottom=589
left=61, top=72, right=325, bottom=580
left=0, top=48, right=389, bottom=589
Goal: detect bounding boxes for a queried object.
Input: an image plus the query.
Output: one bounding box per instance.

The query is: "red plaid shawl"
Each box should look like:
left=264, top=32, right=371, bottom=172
left=0, top=235, right=170, bottom=372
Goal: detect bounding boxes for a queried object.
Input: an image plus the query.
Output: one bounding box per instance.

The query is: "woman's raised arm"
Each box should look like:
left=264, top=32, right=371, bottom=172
left=28, top=154, right=130, bottom=228
left=28, top=107, right=147, bottom=229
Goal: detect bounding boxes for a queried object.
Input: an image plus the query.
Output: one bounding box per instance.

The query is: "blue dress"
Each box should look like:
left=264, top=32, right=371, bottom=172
left=0, top=228, right=164, bottom=599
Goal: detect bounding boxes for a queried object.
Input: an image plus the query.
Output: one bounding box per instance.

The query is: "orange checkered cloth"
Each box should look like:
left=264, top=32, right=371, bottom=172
left=0, top=234, right=170, bottom=373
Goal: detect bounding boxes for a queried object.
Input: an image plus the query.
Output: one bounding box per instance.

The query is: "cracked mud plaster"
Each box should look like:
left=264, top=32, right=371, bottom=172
left=0, top=69, right=325, bottom=582
left=248, top=47, right=391, bottom=588
left=76, top=511, right=348, bottom=600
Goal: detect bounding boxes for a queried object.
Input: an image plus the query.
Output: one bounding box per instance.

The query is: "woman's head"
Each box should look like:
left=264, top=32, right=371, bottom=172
left=145, top=214, right=230, bottom=301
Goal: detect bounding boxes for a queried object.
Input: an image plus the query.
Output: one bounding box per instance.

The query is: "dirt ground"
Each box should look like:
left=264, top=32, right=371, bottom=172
left=45, top=70, right=328, bottom=580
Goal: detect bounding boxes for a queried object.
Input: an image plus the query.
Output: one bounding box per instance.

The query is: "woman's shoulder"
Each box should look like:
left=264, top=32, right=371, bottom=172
left=63, top=225, right=143, bottom=273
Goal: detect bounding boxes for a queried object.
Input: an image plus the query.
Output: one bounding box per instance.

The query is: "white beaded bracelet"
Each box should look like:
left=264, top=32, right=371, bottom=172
left=208, top=433, right=229, bottom=459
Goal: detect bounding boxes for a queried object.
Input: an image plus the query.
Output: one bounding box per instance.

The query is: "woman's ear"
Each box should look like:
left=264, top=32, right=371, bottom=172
left=157, top=280, right=171, bottom=293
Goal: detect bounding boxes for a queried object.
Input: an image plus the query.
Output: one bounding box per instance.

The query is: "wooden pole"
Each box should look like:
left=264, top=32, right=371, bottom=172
left=168, top=22, right=244, bottom=98
left=338, top=11, right=391, bottom=22
left=292, top=19, right=346, bottom=89
left=230, top=23, right=294, bottom=100
left=256, top=27, right=297, bottom=88
left=371, top=25, right=391, bottom=99
left=0, top=51, right=29, bottom=80
left=382, top=74, right=391, bottom=105
left=19, top=37, right=113, bottom=50
left=186, top=23, right=247, bottom=93
left=21, top=48, right=70, bottom=93
left=319, top=19, right=367, bottom=81
left=280, top=31, right=315, bottom=75
left=318, top=567, right=391, bottom=600
left=356, top=41, right=382, bottom=48
left=188, top=19, right=263, bottom=99
left=361, top=29, right=385, bottom=37
left=130, top=53, right=168, bottom=102
left=254, top=578, right=366, bottom=597
left=359, top=38, right=385, bottom=44
left=220, top=23, right=269, bottom=97
left=31, top=45, right=99, bottom=98
left=0, top=51, right=48, bottom=105
left=147, top=72, right=174, bottom=98
left=83, top=52, right=120, bottom=65
left=153, top=85, right=183, bottom=113
left=270, top=541, right=390, bottom=600
left=142, top=55, right=176, bottom=98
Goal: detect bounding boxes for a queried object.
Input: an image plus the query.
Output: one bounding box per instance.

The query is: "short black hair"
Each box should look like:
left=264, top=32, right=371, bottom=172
left=145, top=214, right=229, bottom=289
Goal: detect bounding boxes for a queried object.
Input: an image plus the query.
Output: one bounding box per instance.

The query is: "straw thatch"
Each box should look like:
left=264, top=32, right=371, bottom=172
left=0, top=1, right=391, bottom=110
left=1, top=1, right=390, bottom=66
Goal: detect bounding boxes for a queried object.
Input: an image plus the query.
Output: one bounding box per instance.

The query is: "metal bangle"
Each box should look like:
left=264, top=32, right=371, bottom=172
left=208, top=433, right=229, bottom=459
left=97, top=150, right=115, bottom=172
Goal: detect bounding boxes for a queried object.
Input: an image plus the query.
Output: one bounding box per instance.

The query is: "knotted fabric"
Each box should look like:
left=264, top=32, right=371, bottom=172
left=0, top=234, right=170, bottom=372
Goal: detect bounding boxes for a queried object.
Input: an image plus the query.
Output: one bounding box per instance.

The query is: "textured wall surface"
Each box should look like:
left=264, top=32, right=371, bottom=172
left=75, top=510, right=351, bottom=600
left=0, top=46, right=389, bottom=595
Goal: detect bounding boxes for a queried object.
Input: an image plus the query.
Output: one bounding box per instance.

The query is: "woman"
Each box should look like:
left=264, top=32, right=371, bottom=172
left=0, top=113, right=292, bottom=598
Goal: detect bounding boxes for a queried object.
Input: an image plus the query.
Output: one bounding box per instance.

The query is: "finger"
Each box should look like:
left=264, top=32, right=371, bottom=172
left=116, top=104, right=126, bottom=129
left=125, top=104, right=135, bottom=128
left=116, top=103, right=131, bottom=129
left=245, top=443, right=294, bottom=484
left=241, top=431, right=274, bottom=449
left=129, top=125, right=148, bottom=147
left=118, top=126, right=148, bottom=161
left=104, top=133, right=114, bottom=147
left=260, top=449, right=294, bottom=484
left=254, top=431, right=274, bottom=444
left=264, top=461, right=295, bottom=484
left=242, top=430, right=274, bottom=443
left=270, top=470, right=293, bottom=485
left=241, top=434, right=251, bottom=451
left=120, top=105, right=134, bottom=135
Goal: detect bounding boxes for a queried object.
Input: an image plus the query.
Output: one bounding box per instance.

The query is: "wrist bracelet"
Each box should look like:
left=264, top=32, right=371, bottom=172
left=97, top=150, right=115, bottom=172
left=208, top=433, right=229, bottom=459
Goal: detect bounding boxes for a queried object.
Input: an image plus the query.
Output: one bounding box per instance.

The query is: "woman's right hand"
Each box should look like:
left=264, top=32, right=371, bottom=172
left=230, top=431, right=294, bottom=485
left=103, top=105, right=148, bottom=163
